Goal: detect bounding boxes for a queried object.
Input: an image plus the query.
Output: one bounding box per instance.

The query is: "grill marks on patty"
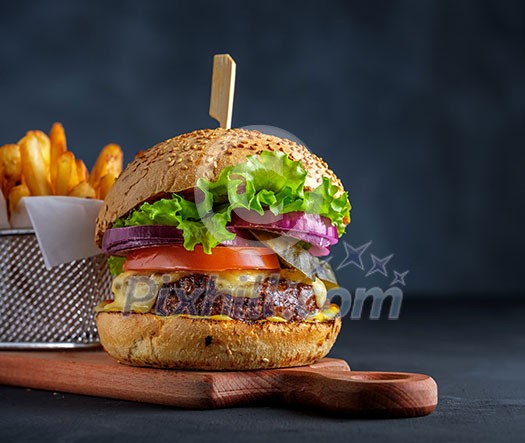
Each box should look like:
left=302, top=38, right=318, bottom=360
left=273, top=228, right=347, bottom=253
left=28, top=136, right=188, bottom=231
left=155, top=274, right=318, bottom=321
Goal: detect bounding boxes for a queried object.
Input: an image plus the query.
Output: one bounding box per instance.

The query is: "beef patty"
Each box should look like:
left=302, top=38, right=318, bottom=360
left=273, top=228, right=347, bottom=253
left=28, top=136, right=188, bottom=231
left=154, top=274, right=319, bottom=321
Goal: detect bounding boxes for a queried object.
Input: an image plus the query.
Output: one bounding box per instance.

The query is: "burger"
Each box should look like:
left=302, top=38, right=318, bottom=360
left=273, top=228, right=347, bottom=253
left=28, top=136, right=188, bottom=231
left=95, top=128, right=351, bottom=370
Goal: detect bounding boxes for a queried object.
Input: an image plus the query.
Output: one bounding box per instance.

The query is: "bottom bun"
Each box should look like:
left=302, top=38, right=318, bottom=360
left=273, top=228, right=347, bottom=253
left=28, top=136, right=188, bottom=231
left=96, top=312, right=341, bottom=370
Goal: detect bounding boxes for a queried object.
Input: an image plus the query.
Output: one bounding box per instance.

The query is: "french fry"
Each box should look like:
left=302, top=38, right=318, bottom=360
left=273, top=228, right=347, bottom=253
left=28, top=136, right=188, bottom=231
left=8, top=184, right=30, bottom=215
left=0, top=144, right=22, bottom=206
left=68, top=154, right=80, bottom=191
left=29, top=131, right=51, bottom=177
left=90, top=144, right=123, bottom=189
left=0, top=161, right=5, bottom=198
left=20, top=132, right=51, bottom=180
left=0, top=144, right=22, bottom=184
left=68, top=181, right=96, bottom=199
left=97, top=173, right=116, bottom=200
left=75, top=159, right=89, bottom=182
left=49, top=122, right=67, bottom=192
left=19, top=134, right=52, bottom=196
left=1, top=123, right=121, bottom=218
left=3, top=181, right=16, bottom=209
left=55, top=151, right=75, bottom=195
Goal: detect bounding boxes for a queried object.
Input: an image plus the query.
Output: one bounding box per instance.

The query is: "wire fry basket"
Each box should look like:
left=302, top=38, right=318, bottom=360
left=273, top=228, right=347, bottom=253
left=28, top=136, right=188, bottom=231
left=0, top=229, right=111, bottom=349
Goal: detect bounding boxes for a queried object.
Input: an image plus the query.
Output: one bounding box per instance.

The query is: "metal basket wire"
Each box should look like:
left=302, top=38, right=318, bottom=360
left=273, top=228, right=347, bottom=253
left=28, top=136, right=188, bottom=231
left=0, top=229, right=112, bottom=349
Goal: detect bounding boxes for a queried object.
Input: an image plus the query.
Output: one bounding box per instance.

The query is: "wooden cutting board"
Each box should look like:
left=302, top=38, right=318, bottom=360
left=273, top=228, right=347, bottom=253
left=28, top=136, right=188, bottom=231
left=0, top=351, right=437, bottom=417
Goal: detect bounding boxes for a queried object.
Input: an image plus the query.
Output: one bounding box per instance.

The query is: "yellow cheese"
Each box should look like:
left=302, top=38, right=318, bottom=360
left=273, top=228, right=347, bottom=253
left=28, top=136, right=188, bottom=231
left=312, top=278, right=327, bottom=309
left=213, top=270, right=275, bottom=297
left=305, top=304, right=340, bottom=322
left=103, top=272, right=159, bottom=313
left=265, top=316, right=287, bottom=323
left=100, top=270, right=334, bottom=319
left=97, top=302, right=339, bottom=323
left=174, top=314, right=234, bottom=321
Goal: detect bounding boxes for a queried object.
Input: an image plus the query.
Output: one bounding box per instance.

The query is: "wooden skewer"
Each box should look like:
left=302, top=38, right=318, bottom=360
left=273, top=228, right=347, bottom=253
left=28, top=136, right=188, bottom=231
left=209, top=54, right=236, bottom=129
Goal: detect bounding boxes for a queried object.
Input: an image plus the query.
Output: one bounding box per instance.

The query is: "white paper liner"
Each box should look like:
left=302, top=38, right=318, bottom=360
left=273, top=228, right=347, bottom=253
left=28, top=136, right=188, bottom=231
left=0, top=191, right=9, bottom=229
left=9, top=198, right=32, bottom=228
left=20, top=196, right=103, bottom=269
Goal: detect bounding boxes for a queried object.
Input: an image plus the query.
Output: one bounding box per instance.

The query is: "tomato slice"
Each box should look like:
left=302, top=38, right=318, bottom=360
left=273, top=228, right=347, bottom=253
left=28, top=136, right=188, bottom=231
left=123, top=245, right=281, bottom=272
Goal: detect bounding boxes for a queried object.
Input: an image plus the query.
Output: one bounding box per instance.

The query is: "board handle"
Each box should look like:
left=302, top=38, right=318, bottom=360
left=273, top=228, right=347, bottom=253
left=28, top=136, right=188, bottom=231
left=279, top=370, right=438, bottom=417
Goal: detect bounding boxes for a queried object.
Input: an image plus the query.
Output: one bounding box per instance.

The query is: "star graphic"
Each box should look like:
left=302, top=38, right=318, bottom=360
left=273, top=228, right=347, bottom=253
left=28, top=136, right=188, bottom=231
left=336, top=241, right=372, bottom=271
left=365, top=254, right=394, bottom=277
left=391, top=270, right=409, bottom=286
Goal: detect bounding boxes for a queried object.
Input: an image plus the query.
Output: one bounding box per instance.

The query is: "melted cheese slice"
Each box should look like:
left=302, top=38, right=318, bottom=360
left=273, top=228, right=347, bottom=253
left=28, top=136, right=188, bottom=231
left=98, top=269, right=330, bottom=319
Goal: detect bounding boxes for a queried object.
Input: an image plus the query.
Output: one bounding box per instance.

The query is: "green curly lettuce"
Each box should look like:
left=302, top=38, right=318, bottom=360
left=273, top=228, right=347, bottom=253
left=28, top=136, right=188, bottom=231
left=113, top=151, right=351, bottom=254
left=114, top=194, right=234, bottom=254
left=304, top=177, right=351, bottom=236
left=107, top=256, right=126, bottom=276
left=197, top=151, right=351, bottom=234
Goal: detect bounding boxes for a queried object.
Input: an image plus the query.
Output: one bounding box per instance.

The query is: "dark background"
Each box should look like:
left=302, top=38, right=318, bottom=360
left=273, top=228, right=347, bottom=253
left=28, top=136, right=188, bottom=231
left=1, top=0, right=523, bottom=295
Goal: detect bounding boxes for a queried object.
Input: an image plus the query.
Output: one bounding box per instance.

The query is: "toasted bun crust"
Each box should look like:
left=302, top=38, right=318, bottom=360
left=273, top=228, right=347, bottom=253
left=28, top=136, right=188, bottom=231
left=96, top=312, right=341, bottom=370
left=96, top=128, right=346, bottom=245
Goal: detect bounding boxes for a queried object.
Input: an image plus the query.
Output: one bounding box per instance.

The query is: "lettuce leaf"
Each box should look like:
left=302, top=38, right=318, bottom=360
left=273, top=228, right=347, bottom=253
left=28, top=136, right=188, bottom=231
left=198, top=151, right=350, bottom=234
left=107, top=256, right=126, bottom=276
left=304, top=178, right=351, bottom=236
left=228, top=150, right=307, bottom=215
left=113, top=151, right=351, bottom=253
left=114, top=194, right=234, bottom=254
